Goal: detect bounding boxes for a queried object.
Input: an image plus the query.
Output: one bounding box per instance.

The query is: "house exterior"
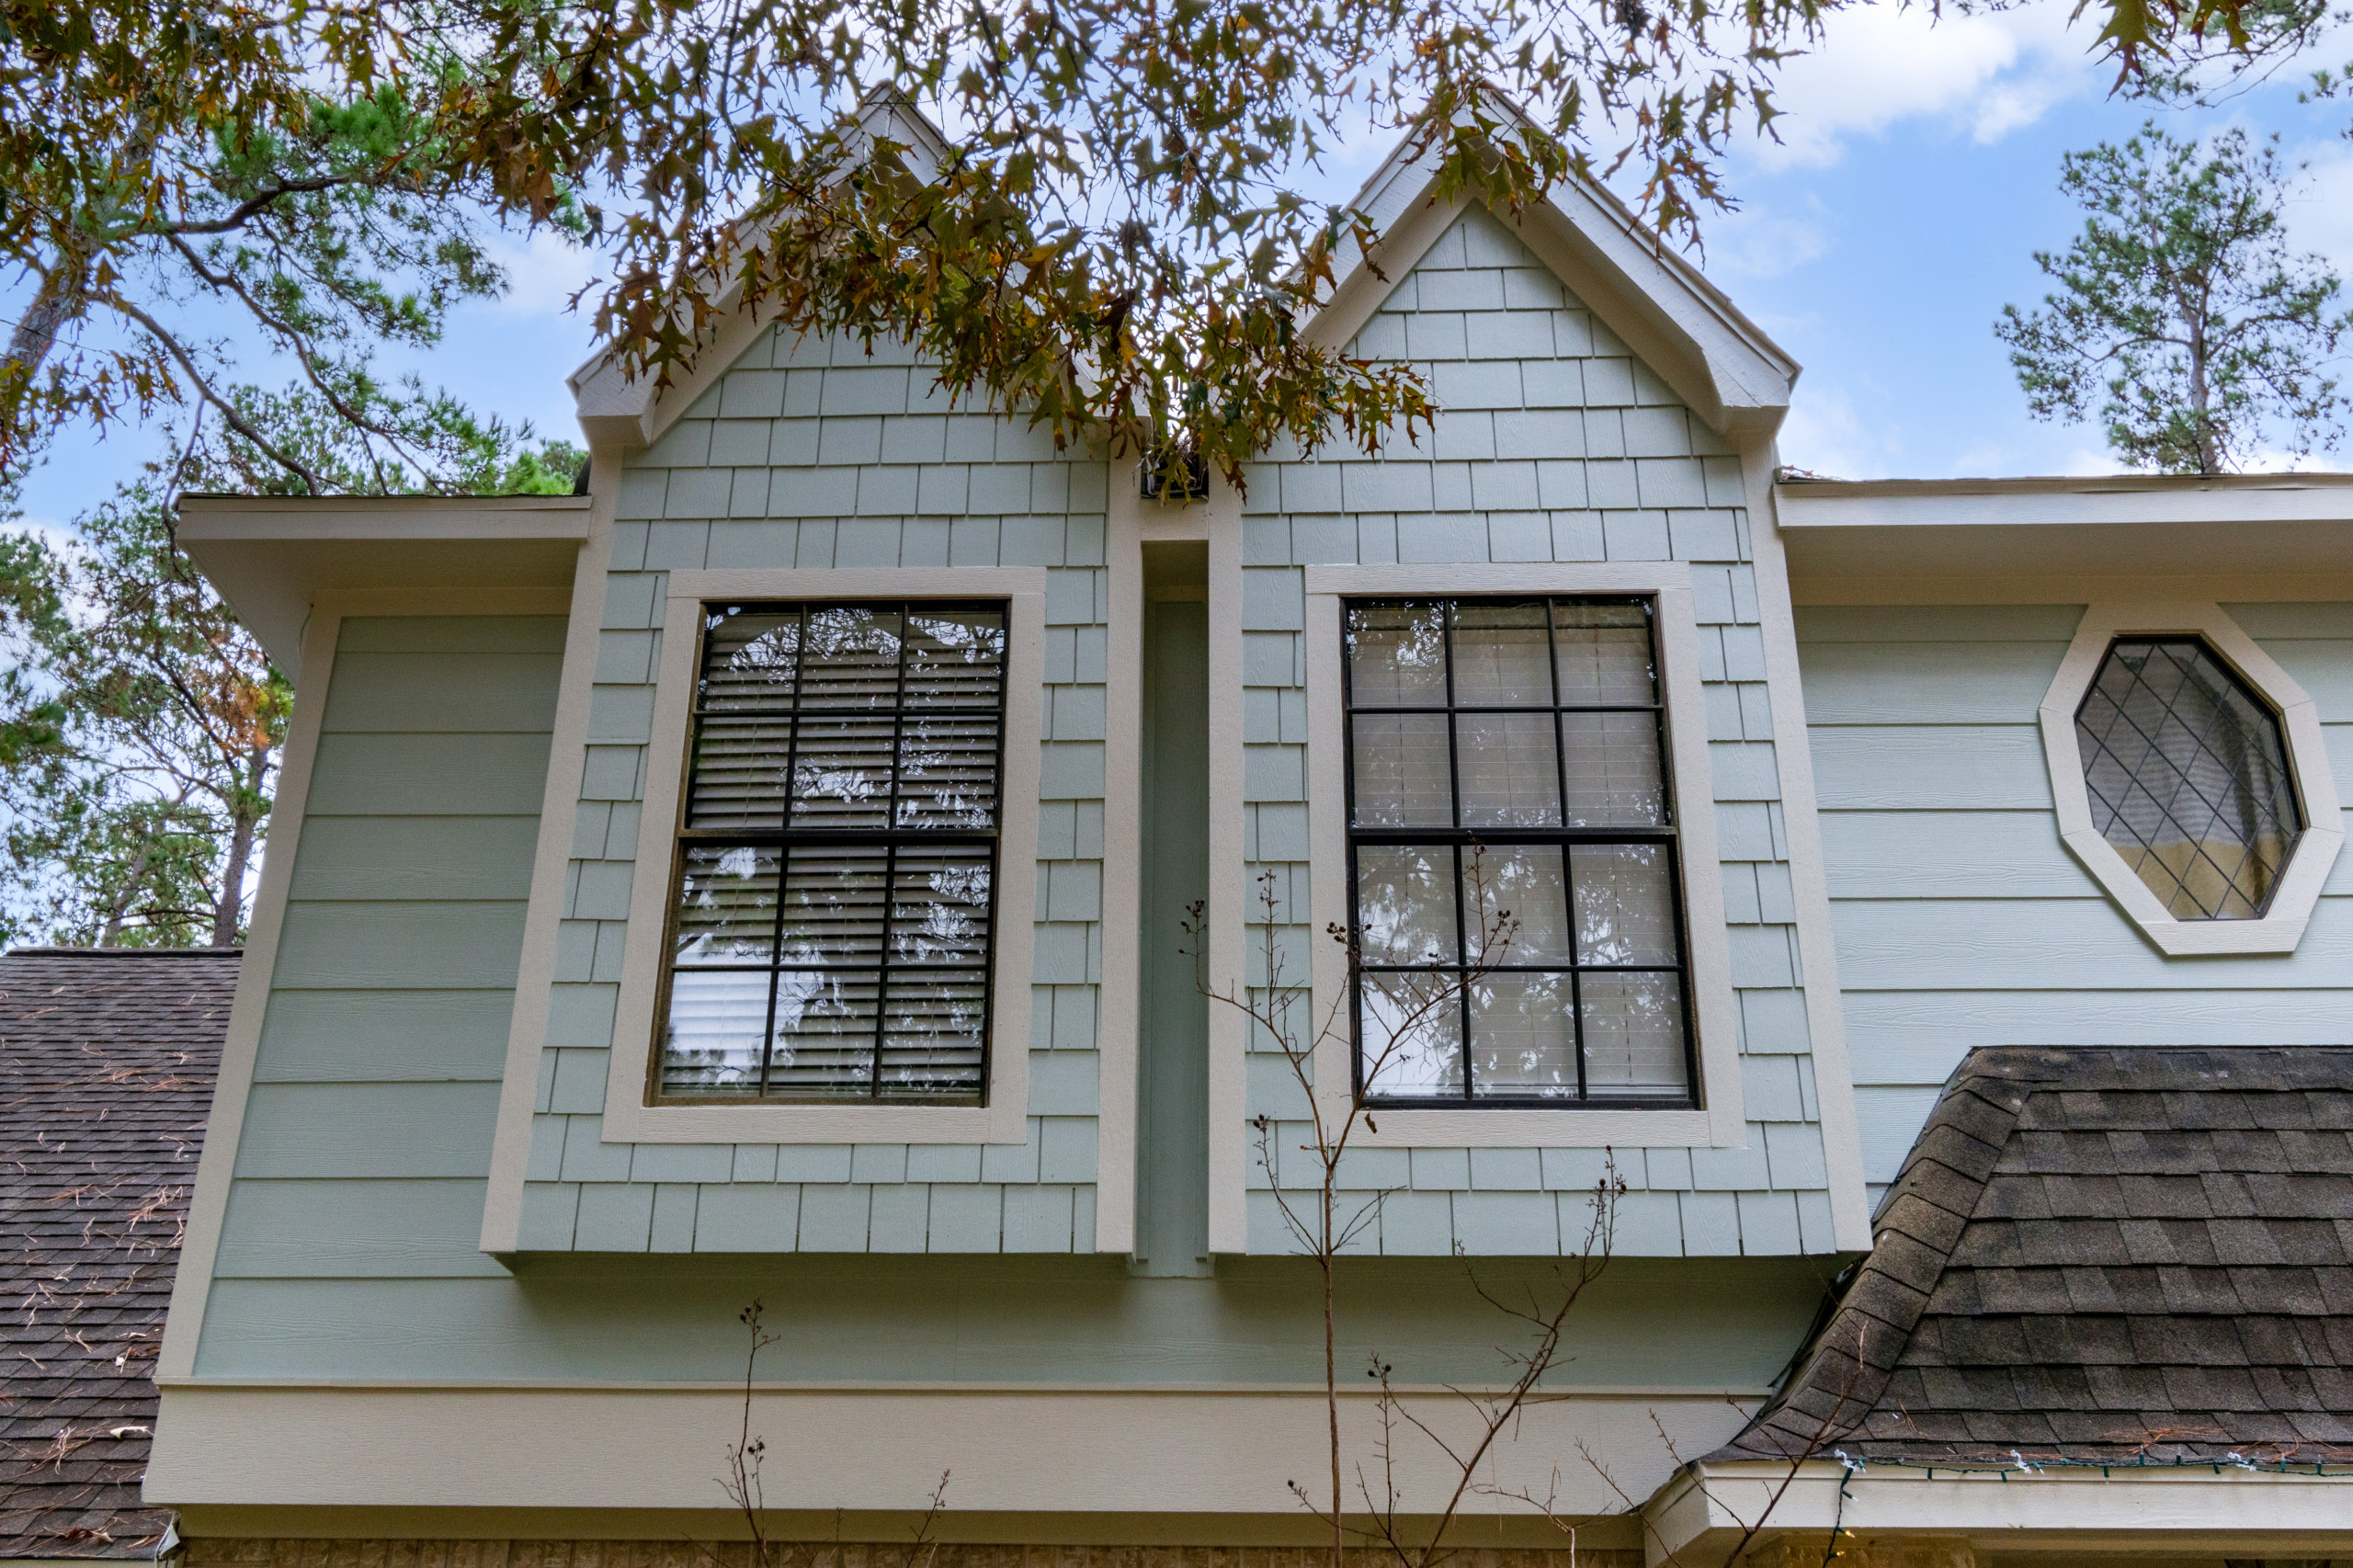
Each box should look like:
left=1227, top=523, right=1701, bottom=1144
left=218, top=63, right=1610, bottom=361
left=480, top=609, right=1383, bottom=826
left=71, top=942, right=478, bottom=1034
left=0, top=947, right=237, bottom=1564
left=148, top=115, right=2353, bottom=1567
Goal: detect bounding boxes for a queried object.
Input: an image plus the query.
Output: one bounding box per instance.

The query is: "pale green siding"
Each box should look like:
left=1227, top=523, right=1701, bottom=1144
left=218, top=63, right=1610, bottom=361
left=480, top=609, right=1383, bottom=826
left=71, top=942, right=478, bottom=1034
left=1231, top=209, right=1836, bottom=1259
left=1796, top=602, right=2353, bottom=1204
left=523, top=324, right=1120, bottom=1256
left=506, top=207, right=1838, bottom=1260
left=202, top=614, right=563, bottom=1369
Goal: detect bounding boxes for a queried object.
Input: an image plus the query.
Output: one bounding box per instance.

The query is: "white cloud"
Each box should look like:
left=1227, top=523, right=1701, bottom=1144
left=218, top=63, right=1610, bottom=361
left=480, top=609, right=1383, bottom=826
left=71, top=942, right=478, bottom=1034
left=1697, top=196, right=1835, bottom=278
left=481, top=225, right=608, bottom=321
left=1743, top=0, right=2101, bottom=169
left=2283, top=139, right=2353, bottom=280
left=1776, top=382, right=1906, bottom=477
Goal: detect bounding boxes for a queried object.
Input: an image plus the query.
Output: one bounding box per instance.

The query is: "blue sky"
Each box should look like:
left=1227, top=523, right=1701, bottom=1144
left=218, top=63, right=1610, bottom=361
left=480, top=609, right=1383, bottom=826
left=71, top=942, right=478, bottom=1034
left=14, top=0, right=2353, bottom=530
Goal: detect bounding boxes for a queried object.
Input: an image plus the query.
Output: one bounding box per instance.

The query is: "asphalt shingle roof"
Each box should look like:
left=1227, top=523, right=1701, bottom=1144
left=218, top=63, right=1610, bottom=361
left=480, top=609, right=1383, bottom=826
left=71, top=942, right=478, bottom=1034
left=0, top=948, right=237, bottom=1559
left=1719, top=1045, right=2353, bottom=1466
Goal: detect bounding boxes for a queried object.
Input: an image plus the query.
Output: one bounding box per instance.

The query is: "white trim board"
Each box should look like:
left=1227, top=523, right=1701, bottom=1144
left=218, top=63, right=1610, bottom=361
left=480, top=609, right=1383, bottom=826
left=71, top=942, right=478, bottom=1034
left=1098, top=481, right=1247, bottom=1254
left=478, top=455, right=622, bottom=1255
left=1650, top=1459, right=2353, bottom=1558
left=595, top=566, right=1047, bottom=1146
left=1747, top=458, right=1872, bottom=1250
left=1300, top=562, right=1745, bottom=1149
left=159, top=586, right=581, bottom=1381
left=145, top=1383, right=1748, bottom=1518
left=2037, top=600, right=2344, bottom=958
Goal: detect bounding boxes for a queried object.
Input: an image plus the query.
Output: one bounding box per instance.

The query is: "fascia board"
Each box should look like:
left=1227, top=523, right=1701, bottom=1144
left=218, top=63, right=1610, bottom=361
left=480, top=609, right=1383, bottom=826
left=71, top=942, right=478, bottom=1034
left=1666, top=1461, right=2353, bottom=1554
left=176, top=495, right=590, bottom=677
left=1777, top=476, right=2353, bottom=593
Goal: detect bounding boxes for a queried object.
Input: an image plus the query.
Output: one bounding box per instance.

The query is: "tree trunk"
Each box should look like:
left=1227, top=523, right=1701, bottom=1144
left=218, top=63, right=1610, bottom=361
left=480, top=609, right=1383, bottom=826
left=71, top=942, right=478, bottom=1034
left=210, top=742, right=268, bottom=947
left=99, top=840, right=152, bottom=947
left=2187, top=324, right=2221, bottom=476
left=5, top=251, right=90, bottom=394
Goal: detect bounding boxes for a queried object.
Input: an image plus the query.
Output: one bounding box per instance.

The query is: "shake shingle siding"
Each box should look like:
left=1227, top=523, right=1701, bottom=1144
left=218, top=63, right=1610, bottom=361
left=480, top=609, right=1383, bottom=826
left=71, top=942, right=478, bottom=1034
left=1236, top=207, right=1833, bottom=1257
left=0, top=948, right=236, bottom=1557
left=1723, top=1045, right=2353, bottom=1462
left=528, top=327, right=1111, bottom=1254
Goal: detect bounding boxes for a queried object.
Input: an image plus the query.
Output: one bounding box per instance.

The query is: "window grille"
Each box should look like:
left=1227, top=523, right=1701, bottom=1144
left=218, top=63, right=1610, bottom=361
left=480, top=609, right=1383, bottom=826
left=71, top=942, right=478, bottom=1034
left=658, top=601, right=1007, bottom=1101
left=2075, top=637, right=2303, bottom=920
left=1341, top=597, right=1696, bottom=1107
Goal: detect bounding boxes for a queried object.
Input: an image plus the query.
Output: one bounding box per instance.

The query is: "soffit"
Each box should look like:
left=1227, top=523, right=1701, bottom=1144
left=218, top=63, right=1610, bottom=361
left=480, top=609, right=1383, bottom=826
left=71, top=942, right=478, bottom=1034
left=177, top=495, right=591, bottom=678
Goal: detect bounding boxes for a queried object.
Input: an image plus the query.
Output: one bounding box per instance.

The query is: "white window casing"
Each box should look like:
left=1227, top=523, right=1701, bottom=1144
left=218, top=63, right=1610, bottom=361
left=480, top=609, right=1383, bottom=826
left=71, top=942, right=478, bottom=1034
left=603, top=566, right=1046, bottom=1144
left=2039, top=600, right=2343, bottom=957
left=1303, top=562, right=1748, bottom=1149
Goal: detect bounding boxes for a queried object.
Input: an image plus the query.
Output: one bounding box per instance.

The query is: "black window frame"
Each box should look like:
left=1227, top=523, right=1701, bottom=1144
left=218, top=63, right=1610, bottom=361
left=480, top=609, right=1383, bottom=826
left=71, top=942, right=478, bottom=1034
left=1340, top=593, right=1700, bottom=1110
left=651, top=597, right=1011, bottom=1106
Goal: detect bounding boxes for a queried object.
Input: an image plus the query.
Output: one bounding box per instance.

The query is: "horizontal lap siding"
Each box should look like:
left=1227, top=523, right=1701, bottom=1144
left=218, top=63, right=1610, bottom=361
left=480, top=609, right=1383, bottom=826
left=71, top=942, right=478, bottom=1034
left=527, top=326, right=1110, bottom=1255
left=1239, top=208, right=1834, bottom=1260
left=199, top=617, right=564, bottom=1372
left=1795, top=602, right=2353, bottom=1202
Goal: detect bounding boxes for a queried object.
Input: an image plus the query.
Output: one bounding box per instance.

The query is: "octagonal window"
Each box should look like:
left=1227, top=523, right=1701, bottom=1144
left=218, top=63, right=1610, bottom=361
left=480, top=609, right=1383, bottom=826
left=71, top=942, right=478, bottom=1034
left=2075, top=637, right=2304, bottom=920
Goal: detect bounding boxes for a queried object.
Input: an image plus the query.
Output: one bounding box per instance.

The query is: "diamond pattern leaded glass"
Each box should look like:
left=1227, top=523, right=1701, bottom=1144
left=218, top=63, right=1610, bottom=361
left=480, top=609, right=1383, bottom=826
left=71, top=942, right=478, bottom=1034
left=2075, top=638, right=2303, bottom=920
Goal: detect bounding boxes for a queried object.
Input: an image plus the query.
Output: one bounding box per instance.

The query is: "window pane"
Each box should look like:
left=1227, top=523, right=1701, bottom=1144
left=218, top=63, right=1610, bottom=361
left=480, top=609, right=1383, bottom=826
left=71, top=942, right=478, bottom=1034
left=699, top=610, right=801, bottom=710
left=1553, top=601, right=1656, bottom=705
left=674, top=846, right=779, bottom=964
left=1360, top=974, right=1464, bottom=1097
left=881, top=974, right=988, bottom=1096
left=1463, top=844, right=1573, bottom=965
left=1579, top=974, right=1688, bottom=1099
left=767, top=971, right=881, bottom=1097
left=1450, top=601, right=1552, bottom=707
left=779, top=846, right=887, bottom=966
left=890, top=849, right=994, bottom=967
left=789, top=716, right=896, bottom=828
left=1351, top=712, right=1452, bottom=825
left=1356, top=846, right=1460, bottom=966
left=1347, top=603, right=1448, bottom=706
left=2075, top=638, right=2302, bottom=921
left=799, top=608, right=904, bottom=708
left=1572, top=844, right=1677, bottom=966
left=898, top=713, right=1000, bottom=829
left=1457, top=712, right=1563, bottom=826
left=1469, top=971, right=1577, bottom=1098
left=1562, top=712, right=1665, bottom=825
left=686, top=712, right=792, bottom=830
left=661, top=969, right=772, bottom=1095
left=904, top=608, right=1006, bottom=709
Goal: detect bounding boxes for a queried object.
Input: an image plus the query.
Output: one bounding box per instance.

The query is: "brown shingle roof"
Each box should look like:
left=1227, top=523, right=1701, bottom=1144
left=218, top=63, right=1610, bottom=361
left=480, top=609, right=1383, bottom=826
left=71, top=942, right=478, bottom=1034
left=1719, top=1046, right=2353, bottom=1467
left=0, top=949, right=237, bottom=1559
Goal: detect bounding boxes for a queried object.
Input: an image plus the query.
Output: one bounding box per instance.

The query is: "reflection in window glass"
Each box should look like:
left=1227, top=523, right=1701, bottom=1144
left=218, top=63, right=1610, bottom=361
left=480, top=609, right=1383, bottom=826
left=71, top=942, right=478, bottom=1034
left=1343, top=596, right=1694, bottom=1108
left=660, top=601, right=1007, bottom=1102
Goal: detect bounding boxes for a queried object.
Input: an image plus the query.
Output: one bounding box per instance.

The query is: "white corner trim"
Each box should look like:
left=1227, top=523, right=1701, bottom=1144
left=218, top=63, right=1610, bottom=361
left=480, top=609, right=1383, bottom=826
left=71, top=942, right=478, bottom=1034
left=2038, top=600, right=2344, bottom=958
left=479, top=458, right=621, bottom=1255
left=1747, top=455, right=1873, bottom=1251
left=155, top=608, right=345, bottom=1381
left=1204, top=496, right=1248, bottom=1253
left=595, top=566, right=1046, bottom=1146
left=1299, top=562, right=1745, bottom=1150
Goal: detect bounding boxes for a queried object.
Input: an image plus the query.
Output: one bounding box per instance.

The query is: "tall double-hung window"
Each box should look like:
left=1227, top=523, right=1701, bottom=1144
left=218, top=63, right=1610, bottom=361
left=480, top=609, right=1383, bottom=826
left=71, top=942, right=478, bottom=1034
left=1343, top=597, right=1694, bottom=1108
left=656, top=601, right=1008, bottom=1103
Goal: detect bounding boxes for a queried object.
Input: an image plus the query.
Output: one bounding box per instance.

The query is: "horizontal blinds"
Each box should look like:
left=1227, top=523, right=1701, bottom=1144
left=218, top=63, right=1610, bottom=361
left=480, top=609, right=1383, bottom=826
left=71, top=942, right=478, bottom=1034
left=662, top=602, right=1007, bottom=1103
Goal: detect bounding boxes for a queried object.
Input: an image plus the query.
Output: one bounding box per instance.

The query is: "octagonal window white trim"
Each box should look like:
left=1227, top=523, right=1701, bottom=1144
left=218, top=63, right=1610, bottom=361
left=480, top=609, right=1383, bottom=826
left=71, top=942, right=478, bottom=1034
left=2039, top=601, right=2343, bottom=956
